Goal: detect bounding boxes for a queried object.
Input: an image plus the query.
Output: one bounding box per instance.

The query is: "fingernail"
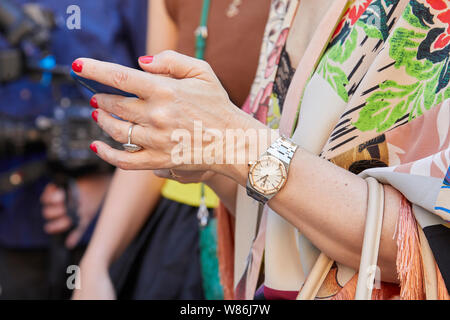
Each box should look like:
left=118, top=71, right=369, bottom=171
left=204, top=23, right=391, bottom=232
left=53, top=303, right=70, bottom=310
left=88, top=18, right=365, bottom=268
left=139, top=55, right=154, bottom=64
left=90, top=96, right=98, bottom=108
left=91, top=110, right=98, bottom=122
left=72, top=59, right=83, bottom=72
left=90, top=143, right=97, bottom=153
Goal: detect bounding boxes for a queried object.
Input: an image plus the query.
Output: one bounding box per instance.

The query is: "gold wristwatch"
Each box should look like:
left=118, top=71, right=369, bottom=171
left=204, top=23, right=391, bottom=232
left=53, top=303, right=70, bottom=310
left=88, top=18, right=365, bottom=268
left=246, top=136, right=298, bottom=204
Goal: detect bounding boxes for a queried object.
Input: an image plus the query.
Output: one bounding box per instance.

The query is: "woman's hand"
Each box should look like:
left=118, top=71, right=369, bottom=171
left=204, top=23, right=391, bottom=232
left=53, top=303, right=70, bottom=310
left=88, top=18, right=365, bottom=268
left=73, top=51, right=266, bottom=174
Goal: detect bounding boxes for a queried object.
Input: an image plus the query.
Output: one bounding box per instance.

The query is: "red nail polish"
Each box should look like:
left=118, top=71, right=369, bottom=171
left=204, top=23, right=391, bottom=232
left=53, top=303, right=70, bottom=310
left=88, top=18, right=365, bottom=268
left=90, top=97, right=98, bottom=108
left=92, top=110, right=98, bottom=122
left=72, top=59, right=83, bottom=72
left=90, top=143, right=97, bottom=153
left=139, top=56, right=154, bottom=64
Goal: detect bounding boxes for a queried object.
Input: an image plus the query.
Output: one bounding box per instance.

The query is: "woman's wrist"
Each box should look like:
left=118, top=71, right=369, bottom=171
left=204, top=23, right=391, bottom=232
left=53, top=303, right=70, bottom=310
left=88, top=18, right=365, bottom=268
left=213, top=163, right=248, bottom=187
left=210, top=114, right=279, bottom=186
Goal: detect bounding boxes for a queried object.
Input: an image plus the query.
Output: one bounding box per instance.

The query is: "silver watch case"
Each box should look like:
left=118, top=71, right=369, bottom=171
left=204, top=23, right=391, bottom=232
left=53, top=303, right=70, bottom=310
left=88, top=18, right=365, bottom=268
left=246, top=136, right=298, bottom=204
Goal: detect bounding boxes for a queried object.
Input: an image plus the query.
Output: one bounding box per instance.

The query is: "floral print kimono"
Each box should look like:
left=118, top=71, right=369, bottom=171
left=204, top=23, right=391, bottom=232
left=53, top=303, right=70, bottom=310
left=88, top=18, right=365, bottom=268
left=218, top=0, right=450, bottom=300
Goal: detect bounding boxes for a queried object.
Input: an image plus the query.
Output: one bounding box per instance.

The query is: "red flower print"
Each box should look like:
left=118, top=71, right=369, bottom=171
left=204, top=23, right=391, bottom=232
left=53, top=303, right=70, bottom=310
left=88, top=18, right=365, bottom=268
left=348, top=0, right=373, bottom=24
left=436, top=9, right=450, bottom=48
left=426, top=0, right=447, bottom=10
left=425, top=0, right=450, bottom=49
left=332, top=0, right=373, bottom=39
left=251, top=82, right=273, bottom=116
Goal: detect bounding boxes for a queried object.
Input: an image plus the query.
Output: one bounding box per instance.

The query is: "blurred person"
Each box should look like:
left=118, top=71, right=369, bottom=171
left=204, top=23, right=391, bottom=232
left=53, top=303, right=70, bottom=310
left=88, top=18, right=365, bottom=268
left=73, top=0, right=270, bottom=300
left=74, top=0, right=449, bottom=300
left=0, top=0, right=147, bottom=299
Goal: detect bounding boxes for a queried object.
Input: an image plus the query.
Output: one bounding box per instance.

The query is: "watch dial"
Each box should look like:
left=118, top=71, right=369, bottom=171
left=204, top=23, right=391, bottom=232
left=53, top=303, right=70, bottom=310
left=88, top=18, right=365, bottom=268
left=249, top=155, right=286, bottom=195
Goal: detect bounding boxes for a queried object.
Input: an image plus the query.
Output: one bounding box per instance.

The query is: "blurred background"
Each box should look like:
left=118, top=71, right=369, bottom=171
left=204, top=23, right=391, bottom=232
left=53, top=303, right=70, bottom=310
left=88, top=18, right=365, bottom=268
left=0, top=0, right=271, bottom=300
left=0, top=0, right=147, bottom=299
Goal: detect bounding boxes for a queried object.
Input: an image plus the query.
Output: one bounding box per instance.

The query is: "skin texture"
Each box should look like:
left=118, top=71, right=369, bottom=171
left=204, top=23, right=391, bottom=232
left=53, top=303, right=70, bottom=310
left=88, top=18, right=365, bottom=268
left=73, top=48, right=403, bottom=283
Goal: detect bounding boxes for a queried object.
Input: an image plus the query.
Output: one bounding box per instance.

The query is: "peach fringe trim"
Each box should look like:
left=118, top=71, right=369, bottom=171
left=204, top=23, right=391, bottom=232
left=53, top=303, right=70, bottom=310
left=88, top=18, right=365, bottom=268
left=436, top=261, right=450, bottom=300
left=395, top=197, right=425, bottom=300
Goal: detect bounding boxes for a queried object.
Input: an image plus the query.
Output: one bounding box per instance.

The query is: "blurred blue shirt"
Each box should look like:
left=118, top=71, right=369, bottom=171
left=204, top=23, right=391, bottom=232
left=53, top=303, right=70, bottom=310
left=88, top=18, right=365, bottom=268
left=0, top=0, right=147, bottom=248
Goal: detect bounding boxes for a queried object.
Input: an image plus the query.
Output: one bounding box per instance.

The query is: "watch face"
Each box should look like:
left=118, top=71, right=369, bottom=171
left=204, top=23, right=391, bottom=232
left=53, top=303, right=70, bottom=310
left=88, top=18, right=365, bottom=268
left=249, top=155, right=287, bottom=195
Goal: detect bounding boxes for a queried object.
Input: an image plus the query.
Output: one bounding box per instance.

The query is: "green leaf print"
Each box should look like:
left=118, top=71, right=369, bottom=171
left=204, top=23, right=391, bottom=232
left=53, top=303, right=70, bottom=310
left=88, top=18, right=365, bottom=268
left=317, top=28, right=358, bottom=102
left=402, top=3, right=429, bottom=30
left=354, top=80, right=420, bottom=132
left=329, top=27, right=358, bottom=64
left=357, top=20, right=383, bottom=40
left=389, top=27, right=437, bottom=81
left=325, top=64, right=349, bottom=100
left=267, top=94, right=281, bottom=129
left=354, top=70, right=446, bottom=133
left=355, top=19, right=449, bottom=133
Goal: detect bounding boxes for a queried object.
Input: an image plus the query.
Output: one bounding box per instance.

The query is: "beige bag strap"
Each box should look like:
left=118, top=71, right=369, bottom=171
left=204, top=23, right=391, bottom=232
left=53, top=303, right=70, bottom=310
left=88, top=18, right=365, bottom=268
left=355, top=177, right=385, bottom=300
left=296, top=177, right=385, bottom=300
left=296, top=253, right=334, bottom=300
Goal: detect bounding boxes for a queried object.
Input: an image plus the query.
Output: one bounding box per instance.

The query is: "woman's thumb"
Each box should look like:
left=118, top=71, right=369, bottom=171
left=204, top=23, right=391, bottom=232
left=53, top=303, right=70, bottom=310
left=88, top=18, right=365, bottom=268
left=138, top=50, right=212, bottom=80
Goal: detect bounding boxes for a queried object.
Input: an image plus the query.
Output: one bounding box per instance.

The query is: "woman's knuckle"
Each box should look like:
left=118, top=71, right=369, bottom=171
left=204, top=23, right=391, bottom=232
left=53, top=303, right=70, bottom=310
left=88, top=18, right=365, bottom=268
left=198, top=60, right=211, bottom=71
left=116, top=158, right=130, bottom=170
left=149, top=108, right=170, bottom=128
left=158, top=85, right=176, bottom=99
left=162, top=50, right=177, bottom=60
left=141, top=130, right=154, bottom=147
left=142, top=81, right=155, bottom=97
left=198, top=59, right=208, bottom=68
left=113, top=98, right=126, bottom=112
left=111, top=69, right=129, bottom=87
left=110, top=123, right=124, bottom=141
left=115, top=98, right=135, bottom=120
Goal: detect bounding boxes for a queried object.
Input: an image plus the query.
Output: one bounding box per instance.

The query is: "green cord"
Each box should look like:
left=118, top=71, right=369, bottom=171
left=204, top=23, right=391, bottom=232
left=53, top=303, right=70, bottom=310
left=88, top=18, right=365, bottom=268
left=200, top=182, right=206, bottom=204
left=195, top=0, right=211, bottom=60
left=196, top=0, right=211, bottom=199
left=195, top=1, right=224, bottom=299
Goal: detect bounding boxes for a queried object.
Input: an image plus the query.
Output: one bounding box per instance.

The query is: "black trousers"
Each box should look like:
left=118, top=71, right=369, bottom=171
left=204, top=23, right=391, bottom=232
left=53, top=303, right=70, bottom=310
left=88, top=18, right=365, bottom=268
left=111, top=197, right=206, bottom=300
left=0, top=245, right=85, bottom=300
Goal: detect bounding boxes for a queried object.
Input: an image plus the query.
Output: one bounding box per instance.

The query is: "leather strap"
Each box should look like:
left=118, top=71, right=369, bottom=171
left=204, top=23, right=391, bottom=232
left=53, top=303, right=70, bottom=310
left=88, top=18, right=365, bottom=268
left=296, top=253, right=334, bottom=300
